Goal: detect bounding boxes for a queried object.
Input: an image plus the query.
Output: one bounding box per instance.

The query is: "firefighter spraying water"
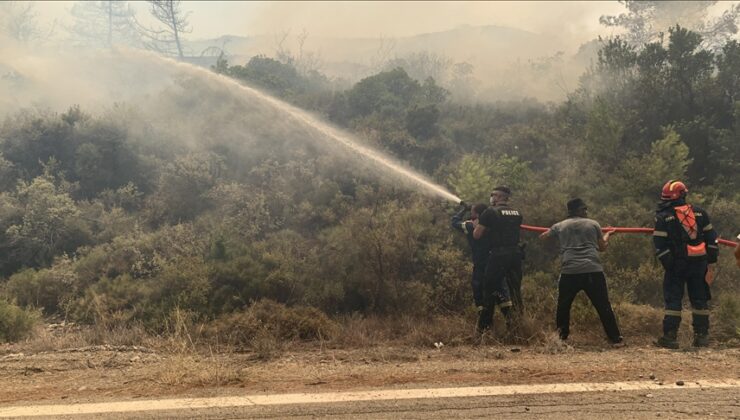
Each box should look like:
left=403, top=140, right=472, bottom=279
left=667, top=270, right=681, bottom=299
left=452, top=180, right=736, bottom=346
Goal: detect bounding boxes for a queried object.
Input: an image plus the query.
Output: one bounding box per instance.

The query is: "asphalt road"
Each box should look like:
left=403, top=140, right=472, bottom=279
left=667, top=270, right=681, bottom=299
left=2, top=380, right=738, bottom=419
left=145, top=388, right=739, bottom=419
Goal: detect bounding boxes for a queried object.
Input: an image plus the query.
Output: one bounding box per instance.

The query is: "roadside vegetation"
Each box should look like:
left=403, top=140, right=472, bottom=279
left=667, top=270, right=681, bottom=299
left=0, top=26, right=738, bottom=351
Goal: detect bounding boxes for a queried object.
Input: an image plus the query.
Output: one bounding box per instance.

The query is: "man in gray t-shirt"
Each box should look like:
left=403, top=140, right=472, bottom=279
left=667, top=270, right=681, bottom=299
left=549, top=217, right=605, bottom=274
left=540, top=198, right=623, bottom=345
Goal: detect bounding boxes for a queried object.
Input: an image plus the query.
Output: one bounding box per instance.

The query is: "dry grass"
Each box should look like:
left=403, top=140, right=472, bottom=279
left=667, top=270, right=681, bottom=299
left=151, top=351, right=243, bottom=387
left=251, top=327, right=286, bottom=360
left=538, top=331, right=574, bottom=354
left=6, top=301, right=738, bottom=362
left=17, top=325, right=90, bottom=353
left=331, top=313, right=477, bottom=348
left=2, top=306, right=739, bottom=401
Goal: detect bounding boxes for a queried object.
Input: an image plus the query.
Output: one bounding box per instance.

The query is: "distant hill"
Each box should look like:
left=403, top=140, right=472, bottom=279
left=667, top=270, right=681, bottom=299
left=186, top=24, right=565, bottom=73
left=184, top=25, right=591, bottom=102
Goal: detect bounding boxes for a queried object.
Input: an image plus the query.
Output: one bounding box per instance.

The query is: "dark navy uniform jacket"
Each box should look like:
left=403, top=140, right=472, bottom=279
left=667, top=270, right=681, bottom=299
left=653, top=201, right=719, bottom=264
left=451, top=212, right=491, bottom=268
left=478, top=204, right=523, bottom=251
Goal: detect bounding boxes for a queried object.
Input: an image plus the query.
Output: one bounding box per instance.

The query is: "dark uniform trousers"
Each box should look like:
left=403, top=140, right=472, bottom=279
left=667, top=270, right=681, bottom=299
left=477, top=248, right=518, bottom=332
left=471, top=264, right=485, bottom=308
left=556, top=272, right=621, bottom=342
left=663, top=258, right=710, bottom=335
left=505, top=256, right=523, bottom=313
left=450, top=215, right=489, bottom=308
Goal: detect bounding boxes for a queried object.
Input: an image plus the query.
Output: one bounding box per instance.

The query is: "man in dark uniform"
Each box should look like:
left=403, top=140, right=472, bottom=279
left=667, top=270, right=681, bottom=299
left=653, top=180, right=719, bottom=349
left=473, top=186, right=523, bottom=333
left=451, top=203, right=491, bottom=308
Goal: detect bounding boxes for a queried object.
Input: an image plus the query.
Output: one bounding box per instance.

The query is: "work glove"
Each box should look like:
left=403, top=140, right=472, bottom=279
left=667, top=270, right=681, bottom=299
left=659, top=253, right=674, bottom=271
left=453, top=207, right=468, bottom=221
left=705, top=264, right=715, bottom=287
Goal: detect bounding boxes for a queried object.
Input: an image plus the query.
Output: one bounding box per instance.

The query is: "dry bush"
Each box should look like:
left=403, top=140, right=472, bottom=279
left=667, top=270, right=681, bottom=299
left=206, top=299, right=338, bottom=347
left=614, top=303, right=662, bottom=338
left=250, top=327, right=285, bottom=360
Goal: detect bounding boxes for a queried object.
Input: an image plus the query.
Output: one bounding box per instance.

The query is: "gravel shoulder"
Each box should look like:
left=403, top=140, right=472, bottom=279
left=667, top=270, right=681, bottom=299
left=1, top=340, right=738, bottom=407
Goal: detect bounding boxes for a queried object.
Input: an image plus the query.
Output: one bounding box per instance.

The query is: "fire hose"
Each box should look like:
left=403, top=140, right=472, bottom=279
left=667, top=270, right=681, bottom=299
left=521, top=225, right=738, bottom=248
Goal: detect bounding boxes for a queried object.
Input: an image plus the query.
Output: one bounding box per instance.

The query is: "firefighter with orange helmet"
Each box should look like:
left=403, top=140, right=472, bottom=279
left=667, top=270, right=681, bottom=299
left=653, top=180, right=719, bottom=348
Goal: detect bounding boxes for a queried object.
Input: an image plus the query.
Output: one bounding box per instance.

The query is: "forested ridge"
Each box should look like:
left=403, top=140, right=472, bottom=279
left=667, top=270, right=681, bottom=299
left=0, top=26, right=738, bottom=344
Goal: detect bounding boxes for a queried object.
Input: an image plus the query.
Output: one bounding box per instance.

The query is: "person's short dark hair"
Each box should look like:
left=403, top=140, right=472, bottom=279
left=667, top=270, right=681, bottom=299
left=567, top=198, right=587, bottom=216
left=472, top=203, right=487, bottom=215
left=493, top=186, right=511, bottom=195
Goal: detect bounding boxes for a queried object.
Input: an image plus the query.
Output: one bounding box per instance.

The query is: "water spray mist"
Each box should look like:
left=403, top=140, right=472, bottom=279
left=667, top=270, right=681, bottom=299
left=121, top=49, right=462, bottom=204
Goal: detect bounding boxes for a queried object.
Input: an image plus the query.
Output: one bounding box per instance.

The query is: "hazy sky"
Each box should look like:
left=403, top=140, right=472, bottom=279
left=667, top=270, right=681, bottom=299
left=34, top=1, right=626, bottom=42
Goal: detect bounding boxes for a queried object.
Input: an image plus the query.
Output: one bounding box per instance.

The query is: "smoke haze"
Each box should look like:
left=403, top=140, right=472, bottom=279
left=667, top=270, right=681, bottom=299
left=16, top=1, right=740, bottom=102
left=34, top=1, right=624, bottom=42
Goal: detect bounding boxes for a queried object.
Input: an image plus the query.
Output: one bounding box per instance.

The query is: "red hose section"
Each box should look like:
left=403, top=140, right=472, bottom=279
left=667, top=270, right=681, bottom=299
left=520, top=224, right=738, bottom=248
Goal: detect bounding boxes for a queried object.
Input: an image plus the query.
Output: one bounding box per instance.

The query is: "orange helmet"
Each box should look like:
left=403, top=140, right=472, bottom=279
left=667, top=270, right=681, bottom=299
left=661, top=180, right=688, bottom=201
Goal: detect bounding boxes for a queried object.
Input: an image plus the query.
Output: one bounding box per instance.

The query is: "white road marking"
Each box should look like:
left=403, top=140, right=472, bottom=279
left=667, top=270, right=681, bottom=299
left=1, top=379, right=738, bottom=417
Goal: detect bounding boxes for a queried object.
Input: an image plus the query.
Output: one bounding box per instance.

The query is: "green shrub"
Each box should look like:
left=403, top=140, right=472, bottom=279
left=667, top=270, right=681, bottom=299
left=70, top=274, right=146, bottom=324
left=568, top=294, right=603, bottom=335
left=70, top=256, right=210, bottom=329
left=426, top=245, right=471, bottom=312
left=3, top=261, right=77, bottom=315
left=607, top=262, right=664, bottom=306
left=714, top=294, right=740, bottom=343
left=521, top=271, right=558, bottom=323
left=0, top=299, right=39, bottom=343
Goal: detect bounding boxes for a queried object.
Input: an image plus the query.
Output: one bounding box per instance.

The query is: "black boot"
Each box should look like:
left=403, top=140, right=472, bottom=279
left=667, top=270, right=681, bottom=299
left=499, top=304, right=514, bottom=329
left=655, top=331, right=679, bottom=349
left=477, top=306, right=493, bottom=335
left=692, top=333, right=709, bottom=347
left=691, top=312, right=709, bottom=347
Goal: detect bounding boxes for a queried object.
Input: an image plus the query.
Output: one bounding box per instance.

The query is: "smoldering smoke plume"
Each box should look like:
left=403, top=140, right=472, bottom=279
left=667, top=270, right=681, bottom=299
left=0, top=40, right=460, bottom=202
